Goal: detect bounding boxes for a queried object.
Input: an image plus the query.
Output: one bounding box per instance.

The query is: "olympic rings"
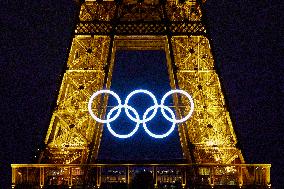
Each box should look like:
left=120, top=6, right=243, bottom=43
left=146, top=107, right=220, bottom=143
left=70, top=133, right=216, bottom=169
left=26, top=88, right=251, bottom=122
left=88, top=89, right=194, bottom=139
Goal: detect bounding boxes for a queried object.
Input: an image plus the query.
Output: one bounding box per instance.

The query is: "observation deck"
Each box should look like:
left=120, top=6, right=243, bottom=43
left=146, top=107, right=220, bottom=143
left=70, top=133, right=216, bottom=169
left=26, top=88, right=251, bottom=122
left=12, top=163, right=271, bottom=188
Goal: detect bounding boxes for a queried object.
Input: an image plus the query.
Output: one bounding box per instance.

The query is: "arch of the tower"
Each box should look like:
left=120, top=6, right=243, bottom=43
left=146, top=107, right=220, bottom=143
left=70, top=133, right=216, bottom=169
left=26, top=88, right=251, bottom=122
left=40, top=0, right=244, bottom=165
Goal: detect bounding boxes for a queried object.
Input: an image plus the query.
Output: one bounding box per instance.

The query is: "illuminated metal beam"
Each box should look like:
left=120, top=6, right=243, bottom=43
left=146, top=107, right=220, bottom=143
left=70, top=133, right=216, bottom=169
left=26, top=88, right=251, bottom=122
left=75, top=21, right=206, bottom=35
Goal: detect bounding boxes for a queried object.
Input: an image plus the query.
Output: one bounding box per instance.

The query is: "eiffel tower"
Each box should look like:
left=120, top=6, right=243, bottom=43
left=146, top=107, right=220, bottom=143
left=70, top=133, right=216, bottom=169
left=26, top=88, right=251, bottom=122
left=40, top=0, right=245, bottom=165
left=11, top=0, right=271, bottom=188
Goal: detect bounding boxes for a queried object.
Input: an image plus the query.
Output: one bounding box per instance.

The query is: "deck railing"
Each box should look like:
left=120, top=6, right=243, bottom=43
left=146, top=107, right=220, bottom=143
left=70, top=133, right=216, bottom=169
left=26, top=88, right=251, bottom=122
left=11, top=163, right=271, bottom=188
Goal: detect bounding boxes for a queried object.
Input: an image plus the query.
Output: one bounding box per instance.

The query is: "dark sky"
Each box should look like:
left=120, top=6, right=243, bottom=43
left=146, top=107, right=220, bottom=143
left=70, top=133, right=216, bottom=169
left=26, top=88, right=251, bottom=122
left=0, top=0, right=283, bottom=188
left=98, top=50, right=183, bottom=161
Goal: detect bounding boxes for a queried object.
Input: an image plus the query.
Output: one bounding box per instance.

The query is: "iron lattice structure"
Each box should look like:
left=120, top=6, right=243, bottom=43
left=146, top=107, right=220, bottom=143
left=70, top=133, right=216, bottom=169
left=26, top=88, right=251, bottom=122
left=40, top=0, right=244, bottom=166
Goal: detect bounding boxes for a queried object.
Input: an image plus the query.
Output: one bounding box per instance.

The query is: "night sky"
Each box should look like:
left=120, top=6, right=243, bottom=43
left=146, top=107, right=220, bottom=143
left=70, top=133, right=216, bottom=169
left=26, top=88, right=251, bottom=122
left=0, top=0, right=283, bottom=188
left=98, top=50, right=183, bottom=161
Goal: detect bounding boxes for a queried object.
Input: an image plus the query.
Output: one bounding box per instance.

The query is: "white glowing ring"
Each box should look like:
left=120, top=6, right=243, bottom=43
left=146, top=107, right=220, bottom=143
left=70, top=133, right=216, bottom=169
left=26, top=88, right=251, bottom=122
left=106, top=105, right=140, bottom=138
left=124, top=89, right=158, bottom=123
left=88, top=89, right=194, bottom=139
left=161, top=90, right=194, bottom=123
left=88, top=90, right=122, bottom=123
left=142, top=105, right=176, bottom=139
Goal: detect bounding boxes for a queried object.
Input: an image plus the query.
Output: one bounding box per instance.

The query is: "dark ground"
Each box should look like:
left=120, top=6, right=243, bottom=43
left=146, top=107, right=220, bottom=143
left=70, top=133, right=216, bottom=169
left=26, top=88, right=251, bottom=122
left=0, top=0, right=283, bottom=188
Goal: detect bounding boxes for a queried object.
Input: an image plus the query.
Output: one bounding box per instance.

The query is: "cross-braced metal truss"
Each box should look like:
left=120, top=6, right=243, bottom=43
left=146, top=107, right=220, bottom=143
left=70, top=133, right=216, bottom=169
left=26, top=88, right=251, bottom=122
left=75, top=0, right=206, bottom=35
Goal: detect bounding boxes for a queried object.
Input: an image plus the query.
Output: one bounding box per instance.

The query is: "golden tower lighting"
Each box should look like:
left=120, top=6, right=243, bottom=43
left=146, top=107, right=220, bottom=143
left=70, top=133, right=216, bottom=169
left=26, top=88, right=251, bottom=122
left=11, top=0, right=271, bottom=188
